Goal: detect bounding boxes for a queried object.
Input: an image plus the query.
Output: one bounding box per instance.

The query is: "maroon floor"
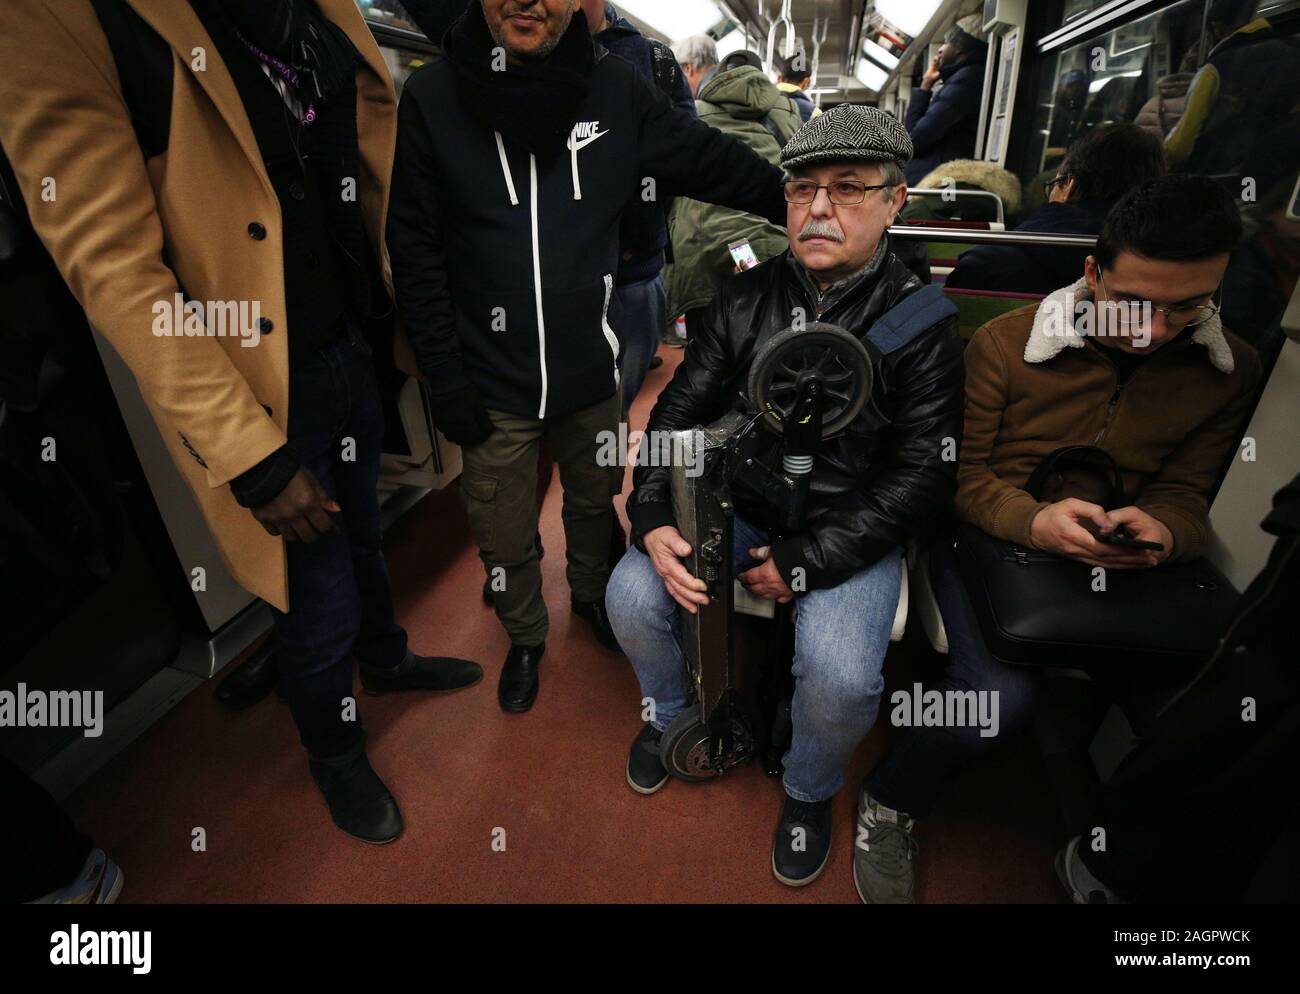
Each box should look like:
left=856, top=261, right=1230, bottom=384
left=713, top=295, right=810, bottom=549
left=64, top=345, right=1066, bottom=903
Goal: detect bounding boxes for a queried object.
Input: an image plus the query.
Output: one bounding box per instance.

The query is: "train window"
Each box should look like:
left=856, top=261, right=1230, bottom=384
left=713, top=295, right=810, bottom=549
left=356, top=0, right=422, bottom=33
left=1025, top=0, right=1207, bottom=185
left=1012, top=1, right=1300, bottom=350
left=378, top=45, right=433, bottom=97
left=1060, top=0, right=1113, bottom=24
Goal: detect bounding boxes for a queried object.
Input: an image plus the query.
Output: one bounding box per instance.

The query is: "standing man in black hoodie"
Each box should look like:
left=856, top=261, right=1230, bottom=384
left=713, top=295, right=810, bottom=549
left=387, top=0, right=787, bottom=714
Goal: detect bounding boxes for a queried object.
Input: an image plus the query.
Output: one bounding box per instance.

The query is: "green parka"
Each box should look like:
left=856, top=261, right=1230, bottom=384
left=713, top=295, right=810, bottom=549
left=663, top=66, right=801, bottom=321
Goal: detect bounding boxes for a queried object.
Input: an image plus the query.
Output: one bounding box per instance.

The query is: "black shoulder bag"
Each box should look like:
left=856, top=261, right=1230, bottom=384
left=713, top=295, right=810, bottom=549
left=952, top=445, right=1240, bottom=671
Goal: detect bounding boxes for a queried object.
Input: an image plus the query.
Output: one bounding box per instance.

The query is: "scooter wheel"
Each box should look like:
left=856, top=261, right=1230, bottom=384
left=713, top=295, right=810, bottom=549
left=659, top=710, right=717, bottom=781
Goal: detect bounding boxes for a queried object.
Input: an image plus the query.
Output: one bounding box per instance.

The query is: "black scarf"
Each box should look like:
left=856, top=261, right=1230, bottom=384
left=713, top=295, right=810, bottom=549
left=443, top=2, right=594, bottom=157
left=219, top=0, right=356, bottom=106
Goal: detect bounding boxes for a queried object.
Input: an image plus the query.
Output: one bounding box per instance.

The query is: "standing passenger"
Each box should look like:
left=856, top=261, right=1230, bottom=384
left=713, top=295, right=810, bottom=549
left=386, top=0, right=788, bottom=714
left=0, top=0, right=484, bottom=846
left=776, top=52, right=818, bottom=124
left=904, top=15, right=989, bottom=187
left=582, top=0, right=696, bottom=413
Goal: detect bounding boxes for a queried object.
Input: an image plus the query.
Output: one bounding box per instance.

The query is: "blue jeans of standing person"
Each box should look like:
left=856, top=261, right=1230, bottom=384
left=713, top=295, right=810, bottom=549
left=270, top=324, right=408, bottom=760
left=606, top=514, right=902, bottom=802
left=865, top=536, right=1175, bottom=817
left=615, top=273, right=666, bottom=417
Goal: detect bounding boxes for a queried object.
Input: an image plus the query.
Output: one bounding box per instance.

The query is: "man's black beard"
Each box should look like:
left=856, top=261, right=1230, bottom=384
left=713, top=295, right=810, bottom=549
left=487, top=5, right=577, bottom=63
left=444, top=2, right=594, bottom=157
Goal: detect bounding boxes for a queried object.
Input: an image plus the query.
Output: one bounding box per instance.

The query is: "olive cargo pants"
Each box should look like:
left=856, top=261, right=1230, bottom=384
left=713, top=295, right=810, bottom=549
left=460, top=393, right=621, bottom=646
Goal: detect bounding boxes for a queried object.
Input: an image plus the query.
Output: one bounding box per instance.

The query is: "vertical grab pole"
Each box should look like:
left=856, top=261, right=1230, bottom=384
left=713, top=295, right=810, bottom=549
left=809, top=8, right=830, bottom=105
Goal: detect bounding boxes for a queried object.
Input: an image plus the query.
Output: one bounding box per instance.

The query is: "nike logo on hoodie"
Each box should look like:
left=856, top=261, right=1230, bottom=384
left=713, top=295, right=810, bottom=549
left=568, top=120, right=608, bottom=152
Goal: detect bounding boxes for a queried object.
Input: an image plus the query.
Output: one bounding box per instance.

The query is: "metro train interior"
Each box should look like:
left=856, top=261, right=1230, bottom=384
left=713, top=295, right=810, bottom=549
left=1, top=0, right=1297, bottom=924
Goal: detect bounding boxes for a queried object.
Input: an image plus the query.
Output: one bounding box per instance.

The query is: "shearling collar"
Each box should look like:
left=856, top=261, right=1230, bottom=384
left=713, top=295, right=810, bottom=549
left=1024, top=276, right=1235, bottom=373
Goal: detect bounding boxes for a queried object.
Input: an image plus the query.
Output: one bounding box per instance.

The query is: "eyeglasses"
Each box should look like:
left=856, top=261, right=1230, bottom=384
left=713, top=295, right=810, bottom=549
left=1097, top=269, right=1221, bottom=326
left=1043, top=174, right=1070, bottom=198
left=783, top=180, right=894, bottom=206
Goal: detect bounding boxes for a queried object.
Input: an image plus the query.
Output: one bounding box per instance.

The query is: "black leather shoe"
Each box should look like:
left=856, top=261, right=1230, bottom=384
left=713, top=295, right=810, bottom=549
left=498, top=642, right=545, bottom=713
left=308, top=746, right=403, bottom=844
left=626, top=723, right=669, bottom=794
left=359, top=650, right=483, bottom=696
left=572, top=596, right=623, bottom=654
left=214, top=642, right=278, bottom=711
left=772, top=795, right=833, bottom=887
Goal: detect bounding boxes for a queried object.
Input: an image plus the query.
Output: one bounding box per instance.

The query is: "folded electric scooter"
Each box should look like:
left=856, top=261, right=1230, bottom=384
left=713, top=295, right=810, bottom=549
left=660, top=322, right=874, bottom=781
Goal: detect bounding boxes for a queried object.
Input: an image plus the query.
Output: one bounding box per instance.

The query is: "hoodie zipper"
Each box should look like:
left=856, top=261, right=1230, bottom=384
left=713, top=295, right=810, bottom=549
left=601, top=273, right=620, bottom=389
left=528, top=152, right=548, bottom=418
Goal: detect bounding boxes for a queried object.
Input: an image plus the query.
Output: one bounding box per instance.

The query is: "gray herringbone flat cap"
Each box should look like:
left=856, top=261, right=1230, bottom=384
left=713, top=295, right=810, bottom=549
left=780, top=104, right=913, bottom=171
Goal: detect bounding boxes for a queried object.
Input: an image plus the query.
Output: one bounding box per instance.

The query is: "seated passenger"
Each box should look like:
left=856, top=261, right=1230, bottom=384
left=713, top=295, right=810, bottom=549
left=899, top=158, right=1022, bottom=225
left=856, top=174, right=1262, bottom=904
left=945, top=124, right=1167, bottom=295
left=606, top=106, right=965, bottom=888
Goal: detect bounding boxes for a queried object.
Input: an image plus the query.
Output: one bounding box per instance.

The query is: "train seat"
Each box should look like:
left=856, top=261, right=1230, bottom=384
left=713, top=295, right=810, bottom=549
left=942, top=286, right=1045, bottom=341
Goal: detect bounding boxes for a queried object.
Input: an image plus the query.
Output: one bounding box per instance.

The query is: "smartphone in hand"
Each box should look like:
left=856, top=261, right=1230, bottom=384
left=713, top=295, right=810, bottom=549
left=728, top=239, right=760, bottom=272
left=1097, top=526, right=1164, bottom=552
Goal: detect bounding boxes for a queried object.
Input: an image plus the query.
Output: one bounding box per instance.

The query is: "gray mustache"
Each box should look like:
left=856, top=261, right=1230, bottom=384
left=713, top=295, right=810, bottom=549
left=797, top=221, right=844, bottom=243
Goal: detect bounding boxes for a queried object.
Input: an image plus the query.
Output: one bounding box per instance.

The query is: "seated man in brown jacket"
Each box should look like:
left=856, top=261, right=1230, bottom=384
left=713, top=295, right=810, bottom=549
left=852, top=173, right=1262, bottom=904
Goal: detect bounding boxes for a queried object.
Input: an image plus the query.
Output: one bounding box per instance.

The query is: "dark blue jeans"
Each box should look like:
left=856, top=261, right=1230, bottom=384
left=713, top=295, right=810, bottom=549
left=867, top=537, right=1178, bottom=817
left=271, top=327, right=407, bottom=759
left=615, top=273, right=666, bottom=417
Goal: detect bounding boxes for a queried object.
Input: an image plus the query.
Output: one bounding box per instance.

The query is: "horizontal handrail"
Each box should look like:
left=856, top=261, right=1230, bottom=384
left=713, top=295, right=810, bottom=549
left=888, top=226, right=1097, bottom=248
left=907, top=187, right=1005, bottom=225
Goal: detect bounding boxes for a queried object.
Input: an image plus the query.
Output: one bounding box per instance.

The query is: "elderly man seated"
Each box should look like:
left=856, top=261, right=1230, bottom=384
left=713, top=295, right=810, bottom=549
left=605, top=106, right=965, bottom=888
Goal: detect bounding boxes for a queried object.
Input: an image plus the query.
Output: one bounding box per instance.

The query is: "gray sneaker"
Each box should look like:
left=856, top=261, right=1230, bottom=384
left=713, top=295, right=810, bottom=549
left=853, top=788, right=918, bottom=904
left=1055, top=835, right=1126, bottom=904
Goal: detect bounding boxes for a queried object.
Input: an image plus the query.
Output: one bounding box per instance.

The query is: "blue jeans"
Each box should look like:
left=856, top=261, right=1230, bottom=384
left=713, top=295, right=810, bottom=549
left=270, top=327, right=408, bottom=759
left=606, top=515, right=901, bottom=802
left=866, top=537, right=1176, bottom=817
left=615, top=273, right=666, bottom=416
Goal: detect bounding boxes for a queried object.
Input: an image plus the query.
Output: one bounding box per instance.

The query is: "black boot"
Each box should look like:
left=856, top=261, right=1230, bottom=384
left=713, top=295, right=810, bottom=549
left=359, top=650, right=483, bottom=695
left=572, top=596, right=623, bottom=654
left=214, top=641, right=279, bottom=711
left=497, top=642, right=545, bottom=713
left=308, top=745, right=403, bottom=844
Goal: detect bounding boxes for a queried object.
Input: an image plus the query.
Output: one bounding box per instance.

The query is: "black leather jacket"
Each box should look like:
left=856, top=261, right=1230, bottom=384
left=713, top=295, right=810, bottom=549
left=627, top=240, right=965, bottom=591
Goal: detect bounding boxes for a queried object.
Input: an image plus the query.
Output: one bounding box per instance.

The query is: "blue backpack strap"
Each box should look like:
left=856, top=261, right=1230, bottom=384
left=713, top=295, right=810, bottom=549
left=864, top=283, right=957, bottom=355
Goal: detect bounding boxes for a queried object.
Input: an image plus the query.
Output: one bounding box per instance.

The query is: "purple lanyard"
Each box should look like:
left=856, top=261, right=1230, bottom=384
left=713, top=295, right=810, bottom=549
left=235, top=30, right=318, bottom=126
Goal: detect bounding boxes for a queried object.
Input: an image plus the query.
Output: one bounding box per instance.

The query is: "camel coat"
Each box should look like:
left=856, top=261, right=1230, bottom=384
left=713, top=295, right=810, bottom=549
left=0, top=0, right=398, bottom=611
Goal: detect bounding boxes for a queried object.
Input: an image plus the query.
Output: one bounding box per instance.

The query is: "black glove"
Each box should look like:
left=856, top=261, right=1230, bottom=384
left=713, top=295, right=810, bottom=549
left=427, top=380, right=494, bottom=447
